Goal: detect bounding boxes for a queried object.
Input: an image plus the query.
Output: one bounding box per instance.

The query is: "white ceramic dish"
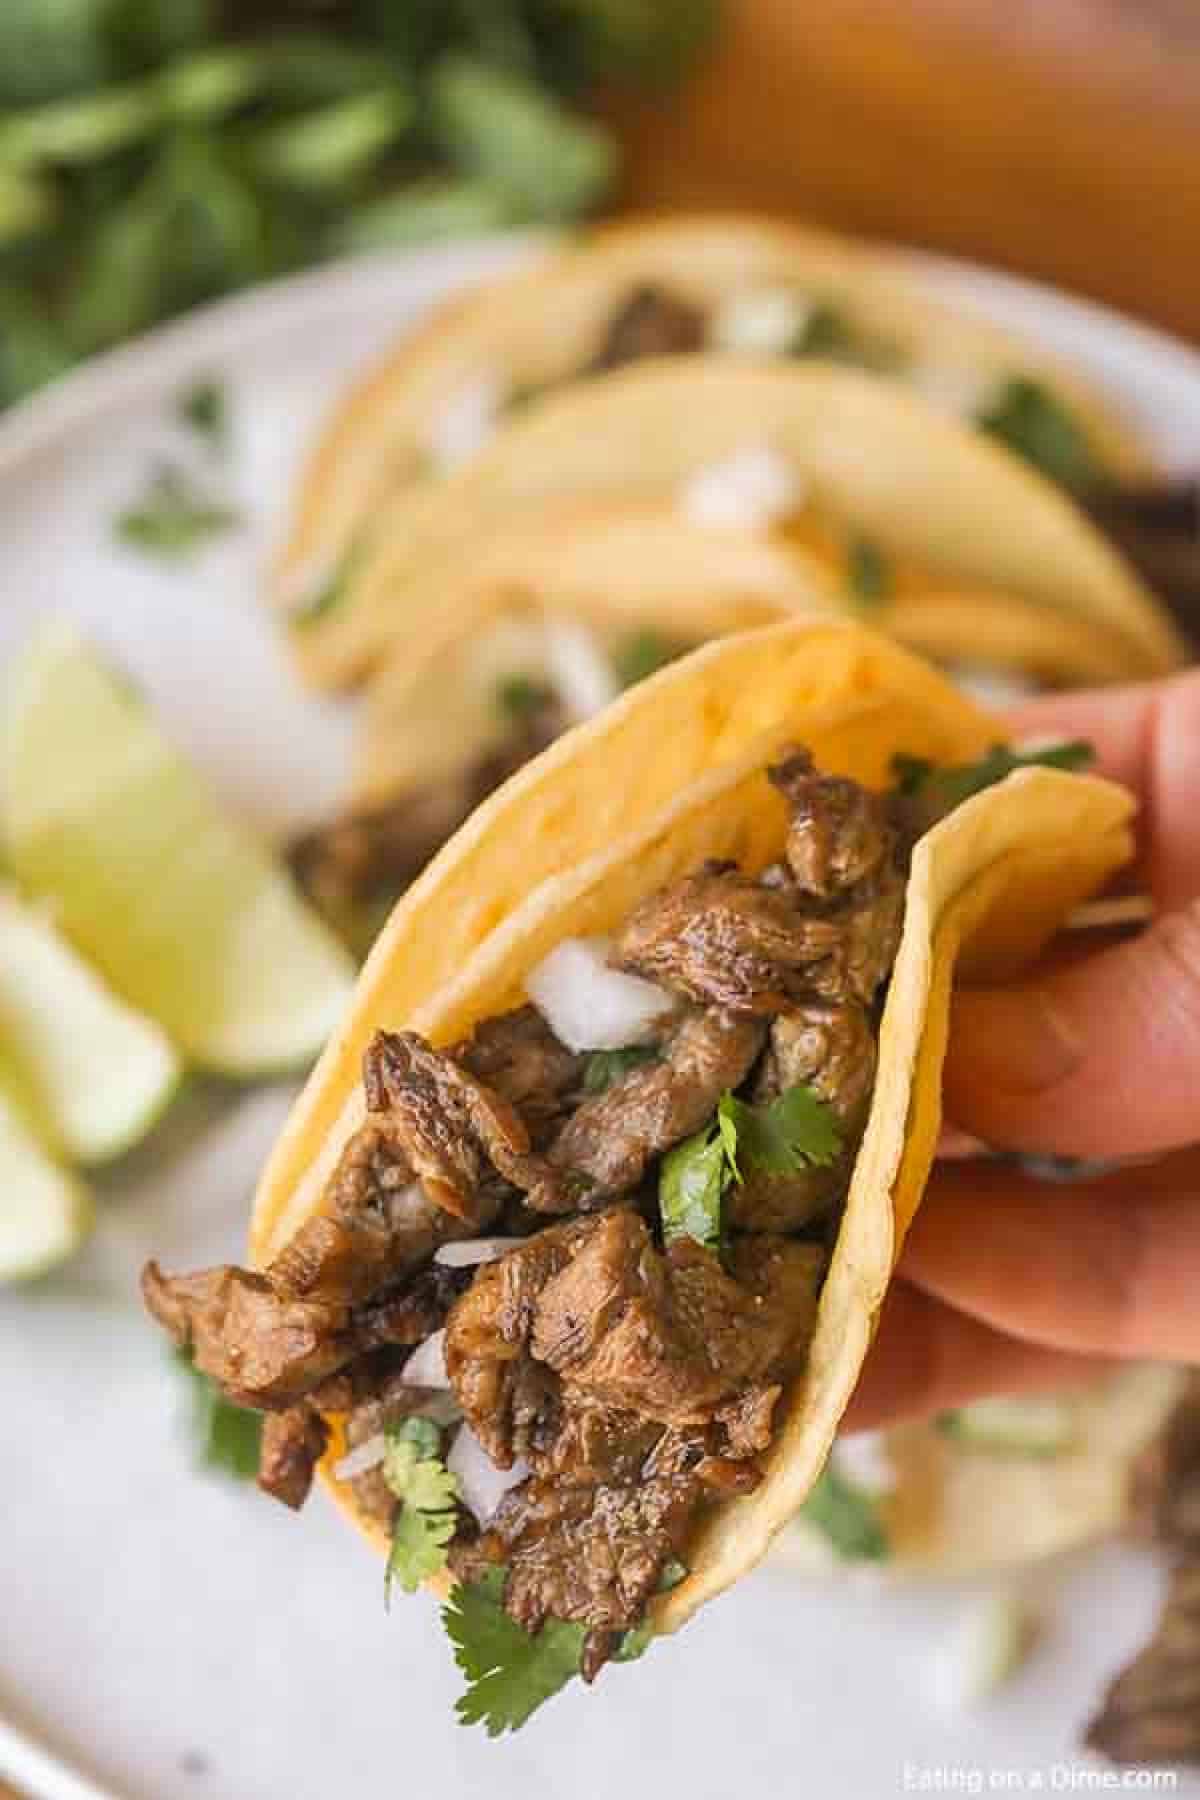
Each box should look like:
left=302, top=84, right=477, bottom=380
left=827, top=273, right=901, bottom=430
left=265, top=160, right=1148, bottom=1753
left=1, top=234, right=1197, bottom=1800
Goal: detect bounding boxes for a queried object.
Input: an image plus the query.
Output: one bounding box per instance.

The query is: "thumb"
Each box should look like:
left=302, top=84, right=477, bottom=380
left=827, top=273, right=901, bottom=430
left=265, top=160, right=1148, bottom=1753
left=945, top=899, right=1200, bottom=1158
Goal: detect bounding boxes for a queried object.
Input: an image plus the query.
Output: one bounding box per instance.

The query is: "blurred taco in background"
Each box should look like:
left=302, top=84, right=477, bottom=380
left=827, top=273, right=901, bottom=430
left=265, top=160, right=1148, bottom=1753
left=780, top=1365, right=1184, bottom=1577
left=280, top=357, right=1183, bottom=691
left=275, top=213, right=1155, bottom=678
left=285, top=487, right=1164, bottom=954
left=143, top=621, right=1134, bottom=1732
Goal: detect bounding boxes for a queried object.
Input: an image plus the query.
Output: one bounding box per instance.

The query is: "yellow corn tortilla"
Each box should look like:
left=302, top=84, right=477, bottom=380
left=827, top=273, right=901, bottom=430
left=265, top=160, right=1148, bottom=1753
left=275, top=213, right=1149, bottom=661
left=286, top=358, right=1180, bottom=690
left=353, top=498, right=1144, bottom=805
left=249, top=620, right=1133, bottom=1634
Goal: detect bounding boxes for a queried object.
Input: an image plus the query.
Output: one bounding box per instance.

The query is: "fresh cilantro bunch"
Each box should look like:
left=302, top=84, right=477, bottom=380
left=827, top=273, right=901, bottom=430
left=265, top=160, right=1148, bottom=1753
left=892, top=740, right=1095, bottom=826
left=0, top=0, right=719, bottom=407
left=659, top=1082, right=843, bottom=1253
left=382, top=1415, right=460, bottom=1601
left=173, top=1346, right=262, bottom=1481
left=799, top=1461, right=889, bottom=1561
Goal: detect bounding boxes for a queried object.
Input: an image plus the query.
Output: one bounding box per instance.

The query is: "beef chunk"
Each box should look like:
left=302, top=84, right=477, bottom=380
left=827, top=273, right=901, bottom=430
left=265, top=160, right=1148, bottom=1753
left=531, top=1212, right=820, bottom=1425
left=363, top=1030, right=539, bottom=1223
left=616, top=864, right=855, bottom=1012
left=289, top=719, right=564, bottom=951
left=453, top=1006, right=584, bottom=1148
left=587, top=285, right=706, bottom=373
left=769, top=750, right=896, bottom=898
left=531, top=1007, right=765, bottom=1211
left=730, top=1000, right=878, bottom=1231
left=1086, top=1560, right=1200, bottom=1766
left=258, top=1405, right=328, bottom=1509
left=142, top=1261, right=354, bottom=1409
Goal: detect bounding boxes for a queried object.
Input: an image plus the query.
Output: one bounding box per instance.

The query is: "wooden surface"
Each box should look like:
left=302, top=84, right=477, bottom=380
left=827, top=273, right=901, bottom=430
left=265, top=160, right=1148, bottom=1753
left=609, top=0, right=1200, bottom=341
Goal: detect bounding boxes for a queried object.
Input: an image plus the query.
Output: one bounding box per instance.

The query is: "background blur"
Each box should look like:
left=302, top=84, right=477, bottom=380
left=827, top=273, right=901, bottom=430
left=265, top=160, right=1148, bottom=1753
left=2, top=0, right=1196, bottom=414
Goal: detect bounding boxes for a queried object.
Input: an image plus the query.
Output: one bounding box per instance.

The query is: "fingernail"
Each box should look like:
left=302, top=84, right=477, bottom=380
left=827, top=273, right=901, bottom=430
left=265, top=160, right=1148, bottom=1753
left=952, top=990, right=1084, bottom=1093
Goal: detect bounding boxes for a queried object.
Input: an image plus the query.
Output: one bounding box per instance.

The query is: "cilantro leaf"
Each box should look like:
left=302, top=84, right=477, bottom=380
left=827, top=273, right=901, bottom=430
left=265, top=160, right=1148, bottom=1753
left=892, top=740, right=1095, bottom=821
left=658, top=1126, right=728, bottom=1252
left=611, top=629, right=689, bottom=690
left=718, top=1084, right=843, bottom=1178
left=116, top=461, right=240, bottom=561
left=178, top=375, right=227, bottom=451
left=173, top=1348, right=261, bottom=1482
left=442, top=1569, right=587, bottom=1737
left=288, top=540, right=360, bottom=629
left=386, top=1504, right=457, bottom=1604
left=845, top=534, right=892, bottom=607
left=493, top=671, right=554, bottom=725
left=381, top=1416, right=459, bottom=1603
left=582, top=1044, right=659, bottom=1094
left=799, top=1463, right=889, bottom=1561
left=977, top=376, right=1102, bottom=493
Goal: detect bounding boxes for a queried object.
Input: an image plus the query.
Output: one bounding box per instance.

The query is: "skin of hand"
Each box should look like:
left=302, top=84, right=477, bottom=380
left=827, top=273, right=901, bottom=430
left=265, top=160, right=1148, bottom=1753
left=846, top=669, right=1200, bottom=1430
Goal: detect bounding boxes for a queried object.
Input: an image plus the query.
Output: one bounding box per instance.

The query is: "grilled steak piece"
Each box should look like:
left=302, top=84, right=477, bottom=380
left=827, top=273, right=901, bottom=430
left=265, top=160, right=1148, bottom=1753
left=142, top=1261, right=355, bottom=1409
left=731, top=1000, right=878, bottom=1230
left=289, top=716, right=564, bottom=951
left=771, top=750, right=897, bottom=897
left=363, top=1030, right=541, bottom=1224
left=1087, top=1559, right=1200, bottom=1766
left=587, top=284, right=707, bottom=373
left=442, top=1209, right=821, bottom=1665
left=258, top=1404, right=328, bottom=1509
left=531, top=1007, right=765, bottom=1211
left=452, top=1006, right=584, bottom=1148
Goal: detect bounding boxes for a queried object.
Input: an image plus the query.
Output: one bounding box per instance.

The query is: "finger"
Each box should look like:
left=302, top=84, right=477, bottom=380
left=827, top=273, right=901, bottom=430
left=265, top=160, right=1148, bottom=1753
left=945, top=899, right=1200, bottom=1157
left=843, top=1279, right=1111, bottom=1432
left=899, top=1148, right=1200, bottom=1364
left=1004, top=668, right=1200, bottom=909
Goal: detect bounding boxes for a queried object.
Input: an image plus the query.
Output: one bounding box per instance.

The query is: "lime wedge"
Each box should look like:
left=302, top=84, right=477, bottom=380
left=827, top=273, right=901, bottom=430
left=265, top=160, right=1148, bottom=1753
left=3, top=625, right=355, bottom=1077
left=0, top=885, right=180, bottom=1162
left=0, top=1060, right=93, bottom=1282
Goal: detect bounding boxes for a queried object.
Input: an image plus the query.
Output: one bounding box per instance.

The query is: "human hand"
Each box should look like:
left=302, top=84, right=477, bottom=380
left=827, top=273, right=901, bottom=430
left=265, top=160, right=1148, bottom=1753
left=847, top=669, right=1200, bottom=1429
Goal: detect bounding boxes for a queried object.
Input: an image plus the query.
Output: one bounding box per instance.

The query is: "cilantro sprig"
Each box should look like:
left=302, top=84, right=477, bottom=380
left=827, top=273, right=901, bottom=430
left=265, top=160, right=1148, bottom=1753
left=382, top=1416, right=459, bottom=1603
left=892, top=740, right=1094, bottom=824
left=116, top=461, right=240, bottom=562
left=442, top=1560, right=677, bottom=1734
left=173, top=1348, right=262, bottom=1482
left=976, top=376, right=1102, bottom=493
left=799, top=1462, right=889, bottom=1562
left=659, top=1084, right=843, bottom=1252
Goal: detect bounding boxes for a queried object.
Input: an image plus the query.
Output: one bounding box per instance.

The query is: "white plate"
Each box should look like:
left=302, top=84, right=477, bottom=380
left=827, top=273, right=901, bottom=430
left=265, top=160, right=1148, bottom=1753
left=1, top=237, right=1197, bottom=1800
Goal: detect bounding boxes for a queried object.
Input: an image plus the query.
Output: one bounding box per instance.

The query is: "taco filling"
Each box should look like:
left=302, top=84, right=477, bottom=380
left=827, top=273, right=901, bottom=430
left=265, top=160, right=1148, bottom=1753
left=145, top=751, right=911, bottom=1687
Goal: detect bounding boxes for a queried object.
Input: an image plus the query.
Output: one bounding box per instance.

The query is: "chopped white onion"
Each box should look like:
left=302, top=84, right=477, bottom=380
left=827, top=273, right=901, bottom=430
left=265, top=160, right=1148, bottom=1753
left=948, top=664, right=1039, bottom=709
left=400, top=1328, right=449, bottom=1390
left=526, top=935, right=675, bottom=1053
left=543, top=620, right=620, bottom=723
left=680, top=445, right=803, bottom=531
left=427, top=374, right=504, bottom=471
left=435, top=1236, right=523, bottom=1268
left=333, top=1433, right=387, bottom=1482
left=1067, top=894, right=1154, bottom=932
left=709, top=288, right=812, bottom=356
left=831, top=1430, right=897, bottom=1499
left=449, top=1423, right=530, bottom=1524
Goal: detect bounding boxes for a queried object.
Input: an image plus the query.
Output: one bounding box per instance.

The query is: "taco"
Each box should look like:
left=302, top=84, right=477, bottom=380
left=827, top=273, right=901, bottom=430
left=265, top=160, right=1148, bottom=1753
left=778, top=1366, right=1185, bottom=1577
left=142, top=621, right=1133, bottom=1732
left=281, top=358, right=1182, bottom=692
left=285, top=496, right=1158, bottom=954
left=275, top=213, right=1153, bottom=682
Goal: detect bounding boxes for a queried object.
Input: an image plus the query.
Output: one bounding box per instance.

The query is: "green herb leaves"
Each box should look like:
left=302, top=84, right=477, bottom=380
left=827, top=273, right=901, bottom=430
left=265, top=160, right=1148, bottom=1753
left=611, top=628, right=689, bottom=690
left=443, top=1568, right=587, bottom=1737
left=116, top=460, right=240, bottom=560
left=383, top=1415, right=459, bottom=1603
left=493, top=671, right=554, bottom=724
left=892, top=740, right=1095, bottom=823
left=845, top=534, right=892, bottom=607
left=659, top=1083, right=843, bottom=1252
left=799, top=1463, right=889, bottom=1561
left=582, top=1044, right=659, bottom=1094
left=719, top=1085, right=843, bottom=1178
left=977, top=376, right=1102, bottom=493
left=174, top=1347, right=262, bottom=1481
